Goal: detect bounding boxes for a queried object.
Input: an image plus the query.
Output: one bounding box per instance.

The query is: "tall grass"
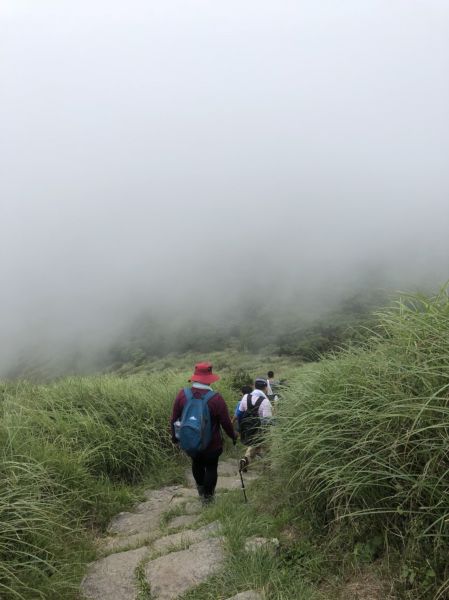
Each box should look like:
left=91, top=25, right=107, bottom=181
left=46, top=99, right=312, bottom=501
left=9, top=375, right=181, bottom=481
left=0, top=454, right=84, bottom=599
left=270, top=288, right=449, bottom=598
left=0, top=373, right=184, bottom=599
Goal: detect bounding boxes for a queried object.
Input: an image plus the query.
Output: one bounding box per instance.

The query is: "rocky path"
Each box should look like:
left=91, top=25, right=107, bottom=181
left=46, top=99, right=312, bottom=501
left=80, top=459, right=263, bottom=600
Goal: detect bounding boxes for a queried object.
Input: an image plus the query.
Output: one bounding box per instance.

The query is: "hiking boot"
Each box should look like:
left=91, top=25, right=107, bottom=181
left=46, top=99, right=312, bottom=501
left=201, top=494, right=214, bottom=506
left=239, top=457, right=248, bottom=473
left=196, top=485, right=205, bottom=497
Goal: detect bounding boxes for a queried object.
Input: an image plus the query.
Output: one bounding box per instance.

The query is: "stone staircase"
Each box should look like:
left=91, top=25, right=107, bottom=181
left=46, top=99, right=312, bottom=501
left=81, top=459, right=263, bottom=600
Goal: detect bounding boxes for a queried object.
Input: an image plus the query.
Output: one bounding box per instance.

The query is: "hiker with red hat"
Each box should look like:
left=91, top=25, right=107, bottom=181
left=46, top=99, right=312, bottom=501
left=170, top=362, right=237, bottom=504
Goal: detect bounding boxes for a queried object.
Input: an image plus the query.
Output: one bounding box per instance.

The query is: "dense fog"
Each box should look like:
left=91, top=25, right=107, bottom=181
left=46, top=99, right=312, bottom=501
left=1, top=0, right=448, bottom=374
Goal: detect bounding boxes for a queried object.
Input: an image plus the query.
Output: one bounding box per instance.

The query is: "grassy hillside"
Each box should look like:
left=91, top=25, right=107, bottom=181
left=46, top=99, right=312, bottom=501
left=105, top=290, right=386, bottom=371
left=6, top=289, right=387, bottom=381
left=2, top=287, right=449, bottom=599
left=269, top=287, right=449, bottom=599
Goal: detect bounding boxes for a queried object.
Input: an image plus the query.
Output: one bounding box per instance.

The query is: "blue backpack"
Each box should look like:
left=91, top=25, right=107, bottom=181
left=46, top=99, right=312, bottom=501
left=177, top=387, right=215, bottom=457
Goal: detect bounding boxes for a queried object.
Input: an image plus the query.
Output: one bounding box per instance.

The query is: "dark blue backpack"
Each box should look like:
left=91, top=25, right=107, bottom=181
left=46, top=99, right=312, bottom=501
left=178, top=387, right=215, bottom=457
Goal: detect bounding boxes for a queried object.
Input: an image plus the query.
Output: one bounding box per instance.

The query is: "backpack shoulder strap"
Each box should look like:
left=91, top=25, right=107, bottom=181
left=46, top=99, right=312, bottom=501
left=184, top=387, right=193, bottom=401
left=246, top=393, right=253, bottom=410
left=254, top=396, right=264, bottom=410
left=202, top=390, right=216, bottom=405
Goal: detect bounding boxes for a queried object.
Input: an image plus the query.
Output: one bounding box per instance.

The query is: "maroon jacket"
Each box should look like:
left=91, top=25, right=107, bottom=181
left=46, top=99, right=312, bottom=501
left=170, top=386, right=236, bottom=452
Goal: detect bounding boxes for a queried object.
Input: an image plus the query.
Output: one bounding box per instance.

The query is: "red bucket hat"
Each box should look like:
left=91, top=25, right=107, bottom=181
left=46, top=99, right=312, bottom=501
left=190, top=362, right=220, bottom=385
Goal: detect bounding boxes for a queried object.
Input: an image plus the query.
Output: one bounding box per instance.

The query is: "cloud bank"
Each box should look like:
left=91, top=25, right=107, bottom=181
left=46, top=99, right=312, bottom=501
left=1, top=0, right=448, bottom=372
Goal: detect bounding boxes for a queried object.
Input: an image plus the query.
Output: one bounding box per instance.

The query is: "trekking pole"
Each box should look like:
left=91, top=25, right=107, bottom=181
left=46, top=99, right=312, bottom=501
left=239, top=467, right=248, bottom=503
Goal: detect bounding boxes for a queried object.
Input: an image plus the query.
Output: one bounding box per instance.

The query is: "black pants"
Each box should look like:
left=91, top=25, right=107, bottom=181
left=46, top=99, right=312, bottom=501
left=191, top=448, right=222, bottom=498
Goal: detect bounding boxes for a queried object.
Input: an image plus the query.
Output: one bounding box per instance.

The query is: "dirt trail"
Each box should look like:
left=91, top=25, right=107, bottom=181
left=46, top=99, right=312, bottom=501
left=80, top=459, right=263, bottom=600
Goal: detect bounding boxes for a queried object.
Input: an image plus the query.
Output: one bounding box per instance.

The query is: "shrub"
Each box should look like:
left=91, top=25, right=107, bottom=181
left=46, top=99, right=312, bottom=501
left=229, top=368, right=253, bottom=392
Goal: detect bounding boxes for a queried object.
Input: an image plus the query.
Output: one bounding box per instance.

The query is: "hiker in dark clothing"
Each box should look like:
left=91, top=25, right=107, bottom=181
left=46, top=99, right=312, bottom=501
left=170, top=362, right=237, bottom=503
left=238, top=377, right=273, bottom=472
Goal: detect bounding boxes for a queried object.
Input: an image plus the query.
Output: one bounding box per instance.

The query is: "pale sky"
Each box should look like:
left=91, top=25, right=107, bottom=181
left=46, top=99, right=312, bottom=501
left=1, top=0, right=448, bottom=371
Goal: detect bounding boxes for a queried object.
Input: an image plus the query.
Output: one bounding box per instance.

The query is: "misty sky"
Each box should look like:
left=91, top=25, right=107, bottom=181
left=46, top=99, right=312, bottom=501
left=1, top=1, right=449, bottom=371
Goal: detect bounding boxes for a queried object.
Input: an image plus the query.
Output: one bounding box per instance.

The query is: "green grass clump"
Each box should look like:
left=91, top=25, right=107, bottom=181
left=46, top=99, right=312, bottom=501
left=0, top=430, right=99, bottom=600
left=0, top=373, right=186, bottom=599
left=8, top=375, right=180, bottom=481
left=270, top=288, right=449, bottom=598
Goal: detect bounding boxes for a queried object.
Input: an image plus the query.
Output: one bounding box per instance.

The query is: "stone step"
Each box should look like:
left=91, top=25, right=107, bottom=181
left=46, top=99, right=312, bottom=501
left=137, top=486, right=191, bottom=514
left=100, top=530, right=156, bottom=555
left=168, top=496, right=202, bottom=513
left=142, top=485, right=185, bottom=501
left=166, top=513, right=200, bottom=530
left=99, top=488, right=203, bottom=555
left=81, top=546, right=148, bottom=600
left=152, top=521, right=220, bottom=554
left=145, top=537, right=225, bottom=600
left=108, top=486, right=184, bottom=537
